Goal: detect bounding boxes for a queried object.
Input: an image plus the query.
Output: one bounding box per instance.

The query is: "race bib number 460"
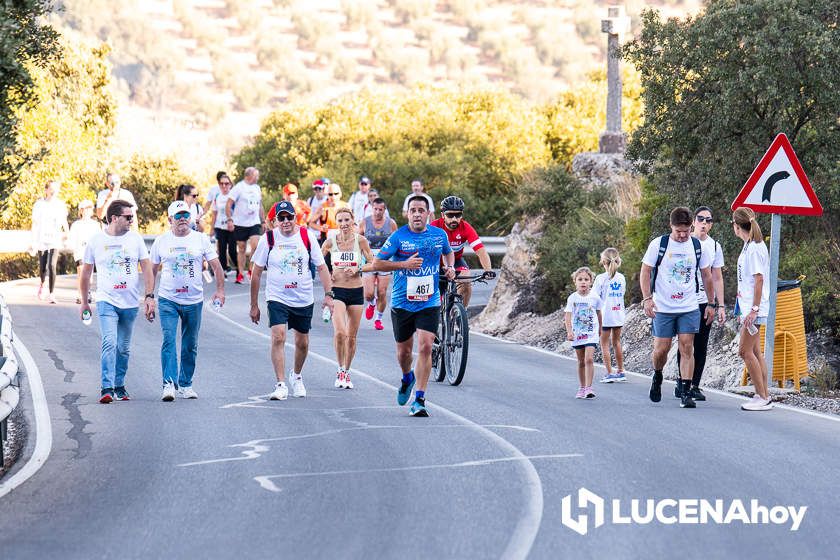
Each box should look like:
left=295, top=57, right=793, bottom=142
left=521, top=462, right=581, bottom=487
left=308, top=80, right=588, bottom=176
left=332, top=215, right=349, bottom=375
left=407, top=275, right=433, bottom=301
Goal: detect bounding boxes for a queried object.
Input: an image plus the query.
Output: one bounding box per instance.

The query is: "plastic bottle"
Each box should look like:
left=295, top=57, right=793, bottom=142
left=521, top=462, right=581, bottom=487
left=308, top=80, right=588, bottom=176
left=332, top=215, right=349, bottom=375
left=322, top=306, right=332, bottom=323
left=82, top=309, right=92, bottom=326
left=212, top=298, right=222, bottom=312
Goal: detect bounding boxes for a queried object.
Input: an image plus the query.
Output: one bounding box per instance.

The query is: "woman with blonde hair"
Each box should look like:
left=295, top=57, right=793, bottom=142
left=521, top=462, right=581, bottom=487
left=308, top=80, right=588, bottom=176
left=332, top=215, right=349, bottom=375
left=594, top=248, right=626, bottom=383
left=320, top=207, right=374, bottom=389
left=732, top=207, right=772, bottom=411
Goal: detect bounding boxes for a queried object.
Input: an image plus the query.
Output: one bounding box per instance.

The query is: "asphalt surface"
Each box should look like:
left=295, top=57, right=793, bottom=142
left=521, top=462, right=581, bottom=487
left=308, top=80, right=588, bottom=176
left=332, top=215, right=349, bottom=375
left=0, top=274, right=838, bottom=560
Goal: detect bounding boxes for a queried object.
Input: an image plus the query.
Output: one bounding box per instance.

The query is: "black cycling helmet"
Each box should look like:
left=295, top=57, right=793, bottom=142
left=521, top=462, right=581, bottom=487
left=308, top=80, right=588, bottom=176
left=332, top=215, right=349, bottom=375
left=440, top=196, right=465, bottom=213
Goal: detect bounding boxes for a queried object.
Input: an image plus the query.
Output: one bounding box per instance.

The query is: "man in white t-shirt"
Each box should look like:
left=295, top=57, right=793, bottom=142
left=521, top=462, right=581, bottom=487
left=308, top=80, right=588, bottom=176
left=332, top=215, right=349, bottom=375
left=639, top=207, right=715, bottom=409
left=401, top=179, right=435, bottom=222
left=151, top=201, right=225, bottom=402
left=96, top=173, right=137, bottom=230
left=250, top=201, right=334, bottom=401
left=675, top=206, right=727, bottom=402
left=348, top=175, right=372, bottom=225
left=80, top=200, right=156, bottom=404
left=30, top=180, right=69, bottom=303
left=225, top=166, right=264, bottom=284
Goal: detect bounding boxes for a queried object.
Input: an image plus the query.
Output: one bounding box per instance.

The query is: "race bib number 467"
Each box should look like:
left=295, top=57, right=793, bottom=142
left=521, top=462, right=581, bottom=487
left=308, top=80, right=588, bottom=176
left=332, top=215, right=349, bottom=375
left=407, top=275, right=433, bottom=301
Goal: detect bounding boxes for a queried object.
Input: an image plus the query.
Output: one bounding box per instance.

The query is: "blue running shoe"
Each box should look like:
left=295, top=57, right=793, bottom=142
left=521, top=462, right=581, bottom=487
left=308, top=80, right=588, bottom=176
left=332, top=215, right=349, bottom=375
left=397, top=374, right=415, bottom=406
left=409, top=398, right=429, bottom=417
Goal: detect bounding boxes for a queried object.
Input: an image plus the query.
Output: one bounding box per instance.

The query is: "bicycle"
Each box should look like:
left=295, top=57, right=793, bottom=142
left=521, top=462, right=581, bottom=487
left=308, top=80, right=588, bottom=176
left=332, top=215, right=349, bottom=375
left=431, top=271, right=495, bottom=386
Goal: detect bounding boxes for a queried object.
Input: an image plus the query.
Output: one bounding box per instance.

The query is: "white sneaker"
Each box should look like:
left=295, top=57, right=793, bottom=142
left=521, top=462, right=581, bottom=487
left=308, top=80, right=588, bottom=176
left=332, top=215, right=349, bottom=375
left=343, top=372, right=354, bottom=389
left=335, top=370, right=345, bottom=388
left=269, top=382, right=288, bottom=400
left=291, top=375, right=307, bottom=398
left=161, top=382, right=176, bottom=402
left=741, top=395, right=773, bottom=411
left=179, top=387, right=198, bottom=399
left=48, top=293, right=57, bottom=304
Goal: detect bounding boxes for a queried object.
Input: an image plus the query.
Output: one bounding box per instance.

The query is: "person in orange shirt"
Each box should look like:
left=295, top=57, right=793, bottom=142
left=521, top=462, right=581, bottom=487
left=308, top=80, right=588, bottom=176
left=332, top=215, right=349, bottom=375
left=280, top=183, right=311, bottom=228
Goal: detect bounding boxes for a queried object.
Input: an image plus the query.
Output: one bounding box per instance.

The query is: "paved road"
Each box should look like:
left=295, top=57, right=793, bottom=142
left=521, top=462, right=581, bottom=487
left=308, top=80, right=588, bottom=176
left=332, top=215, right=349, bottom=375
left=0, top=275, right=837, bottom=559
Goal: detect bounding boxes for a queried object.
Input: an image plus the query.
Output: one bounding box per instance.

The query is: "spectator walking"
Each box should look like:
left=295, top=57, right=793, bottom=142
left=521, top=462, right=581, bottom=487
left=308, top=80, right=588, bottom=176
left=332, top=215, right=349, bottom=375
left=96, top=173, right=137, bottom=229
left=210, top=173, right=237, bottom=277
left=69, top=199, right=100, bottom=304
left=595, top=248, right=627, bottom=383
left=30, top=180, right=69, bottom=303
left=226, top=167, right=264, bottom=284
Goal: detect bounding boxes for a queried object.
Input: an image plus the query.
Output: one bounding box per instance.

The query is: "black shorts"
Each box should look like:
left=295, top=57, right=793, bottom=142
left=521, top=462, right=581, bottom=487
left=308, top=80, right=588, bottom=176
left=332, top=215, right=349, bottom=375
left=573, top=343, right=598, bottom=349
left=234, top=224, right=261, bottom=242
left=601, top=326, right=622, bottom=332
left=333, top=286, right=364, bottom=307
left=267, top=301, right=314, bottom=333
left=391, top=306, right=439, bottom=343
left=454, top=257, right=469, bottom=271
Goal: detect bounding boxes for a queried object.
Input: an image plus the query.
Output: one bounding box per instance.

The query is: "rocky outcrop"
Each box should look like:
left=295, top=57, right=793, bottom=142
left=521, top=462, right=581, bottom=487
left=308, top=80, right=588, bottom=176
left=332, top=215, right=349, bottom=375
left=571, top=152, right=636, bottom=188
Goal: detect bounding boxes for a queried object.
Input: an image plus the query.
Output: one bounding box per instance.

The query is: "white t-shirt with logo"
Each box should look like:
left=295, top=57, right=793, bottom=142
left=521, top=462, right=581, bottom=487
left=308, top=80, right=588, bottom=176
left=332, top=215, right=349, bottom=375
left=695, top=236, right=724, bottom=305
left=593, top=271, right=626, bottom=327
left=96, top=188, right=137, bottom=212
left=251, top=228, right=325, bottom=307
left=150, top=231, right=218, bottom=305
left=565, top=291, right=602, bottom=346
left=229, top=181, right=262, bottom=227
left=31, top=198, right=68, bottom=250
left=643, top=236, right=713, bottom=313
left=211, top=191, right=232, bottom=229
left=69, top=218, right=102, bottom=261
left=737, top=241, right=770, bottom=318
left=83, top=231, right=149, bottom=309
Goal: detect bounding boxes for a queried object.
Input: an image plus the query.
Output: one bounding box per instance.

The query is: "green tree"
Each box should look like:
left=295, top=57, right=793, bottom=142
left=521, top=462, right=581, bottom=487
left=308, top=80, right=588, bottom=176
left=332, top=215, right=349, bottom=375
left=122, top=154, right=195, bottom=231
left=623, top=1, right=840, bottom=332
left=0, top=0, right=59, bottom=201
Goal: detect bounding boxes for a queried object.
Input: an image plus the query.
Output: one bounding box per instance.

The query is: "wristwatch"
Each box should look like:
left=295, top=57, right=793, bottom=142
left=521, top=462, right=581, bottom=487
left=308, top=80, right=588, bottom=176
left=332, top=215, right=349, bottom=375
left=750, top=305, right=760, bottom=312
left=324, top=290, right=335, bottom=299
left=145, top=293, right=155, bottom=300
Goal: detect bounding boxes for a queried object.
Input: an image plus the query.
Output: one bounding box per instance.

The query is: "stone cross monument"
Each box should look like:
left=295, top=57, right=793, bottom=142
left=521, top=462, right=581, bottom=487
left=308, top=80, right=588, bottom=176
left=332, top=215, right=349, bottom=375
left=599, top=5, right=631, bottom=154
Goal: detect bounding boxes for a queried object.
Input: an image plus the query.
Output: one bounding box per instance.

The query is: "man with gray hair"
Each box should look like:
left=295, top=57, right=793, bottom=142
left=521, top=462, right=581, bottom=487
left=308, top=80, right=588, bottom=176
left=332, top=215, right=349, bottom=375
left=225, top=167, right=264, bottom=284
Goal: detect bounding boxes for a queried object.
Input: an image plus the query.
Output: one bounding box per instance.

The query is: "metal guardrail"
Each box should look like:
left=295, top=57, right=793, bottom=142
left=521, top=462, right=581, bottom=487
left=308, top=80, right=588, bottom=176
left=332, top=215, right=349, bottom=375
left=1, top=230, right=510, bottom=256
left=0, top=293, right=20, bottom=464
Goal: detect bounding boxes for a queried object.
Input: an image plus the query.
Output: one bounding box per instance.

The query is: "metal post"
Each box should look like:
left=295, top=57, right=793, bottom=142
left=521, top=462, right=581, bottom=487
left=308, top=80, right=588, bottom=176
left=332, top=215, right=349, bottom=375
left=764, top=213, right=782, bottom=386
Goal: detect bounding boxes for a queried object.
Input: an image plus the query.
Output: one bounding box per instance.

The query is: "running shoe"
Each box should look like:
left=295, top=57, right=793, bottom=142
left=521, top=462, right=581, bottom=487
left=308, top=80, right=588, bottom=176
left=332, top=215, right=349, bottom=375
left=161, top=382, right=176, bottom=402
left=235, top=273, right=244, bottom=284
left=575, top=387, right=586, bottom=399
left=741, top=395, right=773, bottom=411
left=48, top=293, right=57, bottom=304
left=674, top=383, right=683, bottom=399
left=409, top=398, right=429, bottom=417
left=649, top=371, right=663, bottom=402
left=585, top=386, right=596, bottom=399
left=179, top=387, right=198, bottom=399
left=37, top=284, right=45, bottom=300
left=600, top=373, right=616, bottom=383
left=291, top=376, right=307, bottom=398
left=374, top=319, right=384, bottom=331
left=689, top=386, right=706, bottom=401
left=365, top=303, right=375, bottom=320
left=397, top=373, right=415, bottom=406
left=114, top=386, right=130, bottom=401
left=614, top=372, right=627, bottom=382
left=344, top=372, right=354, bottom=389
left=335, top=370, right=345, bottom=388
left=680, top=392, right=696, bottom=409
left=269, top=382, right=288, bottom=400
left=99, top=388, right=114, bottom=404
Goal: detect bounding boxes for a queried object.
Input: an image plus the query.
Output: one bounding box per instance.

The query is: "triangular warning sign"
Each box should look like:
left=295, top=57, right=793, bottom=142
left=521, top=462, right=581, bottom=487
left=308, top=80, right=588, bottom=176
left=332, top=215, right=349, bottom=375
left=731, top=133, right=822, bottom=216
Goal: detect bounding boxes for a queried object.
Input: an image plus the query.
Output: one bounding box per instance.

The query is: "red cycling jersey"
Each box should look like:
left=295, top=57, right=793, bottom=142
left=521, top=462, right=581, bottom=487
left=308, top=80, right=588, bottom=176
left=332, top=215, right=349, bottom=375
left=430, top=218, right=484, bottom=260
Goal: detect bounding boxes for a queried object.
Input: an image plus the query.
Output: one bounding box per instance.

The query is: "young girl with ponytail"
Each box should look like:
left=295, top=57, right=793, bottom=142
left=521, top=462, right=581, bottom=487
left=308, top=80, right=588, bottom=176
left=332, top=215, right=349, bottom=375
left=594, top=248, right=627, bottom=383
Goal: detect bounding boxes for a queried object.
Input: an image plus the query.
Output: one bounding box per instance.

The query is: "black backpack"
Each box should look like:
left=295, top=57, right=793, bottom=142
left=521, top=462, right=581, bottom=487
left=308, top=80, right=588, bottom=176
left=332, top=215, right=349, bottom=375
left=650, top=235, right=702, bottom=294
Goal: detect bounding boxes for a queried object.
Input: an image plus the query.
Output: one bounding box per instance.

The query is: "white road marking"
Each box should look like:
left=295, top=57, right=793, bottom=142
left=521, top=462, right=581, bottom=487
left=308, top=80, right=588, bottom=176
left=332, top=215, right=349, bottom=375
left=253, top=453, right=583, bottom=493
left=0, top=335, right=53, bottom=499
left=206, top=309, right=550, bottom=560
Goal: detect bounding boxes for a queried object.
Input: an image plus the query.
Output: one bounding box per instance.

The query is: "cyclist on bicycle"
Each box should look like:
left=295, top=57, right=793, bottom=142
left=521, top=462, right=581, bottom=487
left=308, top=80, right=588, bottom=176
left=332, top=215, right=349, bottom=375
left=430, top=196, right=495, bottom=308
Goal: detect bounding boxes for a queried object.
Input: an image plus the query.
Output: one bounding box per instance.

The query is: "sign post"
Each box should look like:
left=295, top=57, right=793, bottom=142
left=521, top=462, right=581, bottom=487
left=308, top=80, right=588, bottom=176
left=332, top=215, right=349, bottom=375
left=731, top=133, right=822, bottom=389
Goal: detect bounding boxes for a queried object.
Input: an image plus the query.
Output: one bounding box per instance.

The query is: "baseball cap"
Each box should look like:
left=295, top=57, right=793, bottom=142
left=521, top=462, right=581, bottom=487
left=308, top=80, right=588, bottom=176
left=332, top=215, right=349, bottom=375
left=359, top=176, right=370, bottom=184
left=321, top=177, right=331, bottom=185
left=283, top=183, right=298, bottom=195
left=78, top=199, right=94, bottom=209
left=168, top=200, right=190, bottom=217
left=268, top=200, right=296, bottom=222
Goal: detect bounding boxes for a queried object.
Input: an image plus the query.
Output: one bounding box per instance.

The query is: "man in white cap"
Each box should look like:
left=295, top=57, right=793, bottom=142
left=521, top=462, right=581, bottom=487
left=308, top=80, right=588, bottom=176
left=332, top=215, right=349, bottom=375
left=150, top=201, right=225, bottom=402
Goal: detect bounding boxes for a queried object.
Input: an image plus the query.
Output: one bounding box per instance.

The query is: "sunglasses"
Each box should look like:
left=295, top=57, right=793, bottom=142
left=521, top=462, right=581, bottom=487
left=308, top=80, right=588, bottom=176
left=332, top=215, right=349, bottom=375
left=327, top=192, right=340, bottom=197
left=276, top=214, right=295, bottom=222
left=444, top=212, right=463, bottom=219
left=173, top=211, right=191, bottom=220
left=186, top=192, right=197, bottom=197
left=359, top=182, right=369, bottom=186
left=696, top=216, right=713, bottom=223
left=120, top=214, right=134, bottom=222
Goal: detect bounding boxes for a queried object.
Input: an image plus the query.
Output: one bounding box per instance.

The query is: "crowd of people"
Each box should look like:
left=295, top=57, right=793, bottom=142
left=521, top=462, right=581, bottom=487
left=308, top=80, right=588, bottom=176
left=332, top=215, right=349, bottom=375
left=28, top=171, right=773, bottom=414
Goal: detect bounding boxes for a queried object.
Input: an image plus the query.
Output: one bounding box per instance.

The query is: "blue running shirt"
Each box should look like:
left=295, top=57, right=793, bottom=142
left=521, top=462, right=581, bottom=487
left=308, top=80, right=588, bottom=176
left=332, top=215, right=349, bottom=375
left=377, top=225, right=452, bottom=312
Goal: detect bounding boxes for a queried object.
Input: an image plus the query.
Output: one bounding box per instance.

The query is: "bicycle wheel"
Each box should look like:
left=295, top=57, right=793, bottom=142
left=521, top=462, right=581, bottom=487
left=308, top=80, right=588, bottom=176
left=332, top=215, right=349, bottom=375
left=432, top=308, right=446, bottom=382
left=444, top=302, right=469, bottom=386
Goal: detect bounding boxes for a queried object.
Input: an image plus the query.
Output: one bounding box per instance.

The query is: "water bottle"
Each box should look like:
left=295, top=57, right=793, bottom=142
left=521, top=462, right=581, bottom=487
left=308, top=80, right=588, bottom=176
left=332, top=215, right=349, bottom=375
left=212, top=298, right=222, bottom=312
left=82, top=309, right=92, bottom=326
left=322, top=306, right=332, bottom=323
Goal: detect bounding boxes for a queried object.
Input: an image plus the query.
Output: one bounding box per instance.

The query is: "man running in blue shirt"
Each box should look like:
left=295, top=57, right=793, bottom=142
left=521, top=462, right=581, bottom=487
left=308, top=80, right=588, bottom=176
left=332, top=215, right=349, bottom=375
left=373, top=195, right=455, bottom=416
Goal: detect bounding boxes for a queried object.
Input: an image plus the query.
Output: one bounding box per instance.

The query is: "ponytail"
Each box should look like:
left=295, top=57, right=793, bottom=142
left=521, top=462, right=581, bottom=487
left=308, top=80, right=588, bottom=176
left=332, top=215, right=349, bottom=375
left=599, top=247, right=622, bottom=279
left=733, top=207, right=763, bottom=243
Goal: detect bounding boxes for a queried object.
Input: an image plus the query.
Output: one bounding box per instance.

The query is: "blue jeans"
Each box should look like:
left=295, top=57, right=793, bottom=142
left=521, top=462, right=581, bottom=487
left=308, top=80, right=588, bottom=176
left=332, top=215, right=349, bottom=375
left=97, top=301, right=139, bottom=390
left=159, top=297, right=203, bottom=388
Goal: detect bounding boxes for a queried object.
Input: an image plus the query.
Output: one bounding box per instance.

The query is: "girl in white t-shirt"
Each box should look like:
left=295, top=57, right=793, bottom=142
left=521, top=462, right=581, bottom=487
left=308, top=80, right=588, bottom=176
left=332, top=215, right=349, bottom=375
left=732, top=207, right=772, bottom=411
left=594, top=248, right=627, bottom=383
left=564, top=267, right=603, bottom=399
